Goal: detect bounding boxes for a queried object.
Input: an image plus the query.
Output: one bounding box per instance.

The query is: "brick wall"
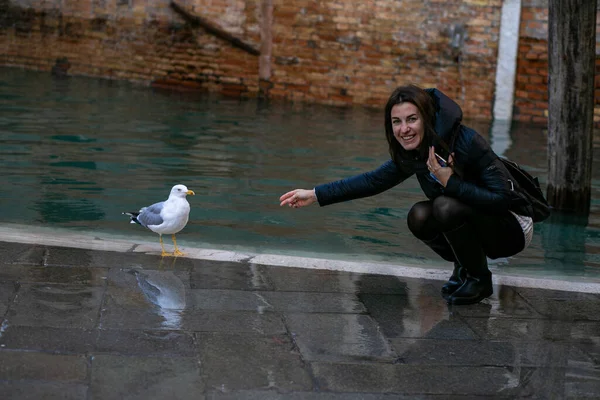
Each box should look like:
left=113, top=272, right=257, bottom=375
left=515, top=0, right=600, bottom=125
left=0, top=0, right=504, bottom=120
left=0, top=0, right=261, bottom=94
left=269, top=0, right=503, bottom=119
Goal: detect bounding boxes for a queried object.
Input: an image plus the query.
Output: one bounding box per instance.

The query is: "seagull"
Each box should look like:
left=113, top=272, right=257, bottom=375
left=123, top=184, right=195, bottom=257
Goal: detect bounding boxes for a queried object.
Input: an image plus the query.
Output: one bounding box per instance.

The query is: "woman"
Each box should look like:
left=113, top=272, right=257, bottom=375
left=279, top=85, right=534, bottom=305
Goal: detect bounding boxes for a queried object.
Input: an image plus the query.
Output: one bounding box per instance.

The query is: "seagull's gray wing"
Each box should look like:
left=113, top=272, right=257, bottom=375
left=137, top=201, right=165, bottom=227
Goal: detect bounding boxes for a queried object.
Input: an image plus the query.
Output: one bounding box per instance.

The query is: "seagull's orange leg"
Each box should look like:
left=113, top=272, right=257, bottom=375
left=160, top=235, right=172, bottom=257
left=172, top=234, right=185, bottom=257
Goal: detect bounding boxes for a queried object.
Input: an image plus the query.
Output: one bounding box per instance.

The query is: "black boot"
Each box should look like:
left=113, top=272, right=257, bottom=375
left=422, top=235, right=464, bottom=297
left=441, top=262, right=466, bottom=297
left=443, top=223, right=493, bottom=305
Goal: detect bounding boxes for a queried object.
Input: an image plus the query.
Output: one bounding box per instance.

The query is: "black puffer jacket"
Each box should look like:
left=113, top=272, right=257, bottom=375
left=315, top=89, right=527, bottom=217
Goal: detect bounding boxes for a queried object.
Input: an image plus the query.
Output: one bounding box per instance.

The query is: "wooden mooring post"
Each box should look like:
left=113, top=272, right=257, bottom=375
left=547, top=0, right=597, bottom=214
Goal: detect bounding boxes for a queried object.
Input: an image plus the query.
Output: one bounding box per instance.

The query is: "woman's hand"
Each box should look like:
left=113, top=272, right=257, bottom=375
left=428, top=146, right=454, bottom=187
left=279, top=189, right=317, bottom=208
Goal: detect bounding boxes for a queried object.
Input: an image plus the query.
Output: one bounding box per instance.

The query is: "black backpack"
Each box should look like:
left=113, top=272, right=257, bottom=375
left=435, top=130, right=551, bottom=223
left=499, top=157, right=551, bottom=222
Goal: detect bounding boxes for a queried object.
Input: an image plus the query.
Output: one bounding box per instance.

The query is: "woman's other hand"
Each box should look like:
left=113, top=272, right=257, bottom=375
left=428, top=146, right=454, bottom=187
left=279, top=189, right=317, bottom=208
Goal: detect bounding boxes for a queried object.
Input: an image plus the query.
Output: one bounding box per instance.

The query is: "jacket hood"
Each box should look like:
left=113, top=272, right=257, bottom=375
left=425, top=88, right=463, bottom=142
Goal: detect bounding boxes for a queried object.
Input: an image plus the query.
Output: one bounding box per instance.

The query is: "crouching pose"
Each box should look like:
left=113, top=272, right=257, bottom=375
left=279, top=85, right=534, bottom=305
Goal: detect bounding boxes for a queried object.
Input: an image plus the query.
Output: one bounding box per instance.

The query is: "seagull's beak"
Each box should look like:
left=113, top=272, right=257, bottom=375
left=187, top=190, right=195, bottom=196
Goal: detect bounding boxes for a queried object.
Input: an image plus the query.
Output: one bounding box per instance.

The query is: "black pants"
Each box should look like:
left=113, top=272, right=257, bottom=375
left=407, top=196, right=525, bottom=261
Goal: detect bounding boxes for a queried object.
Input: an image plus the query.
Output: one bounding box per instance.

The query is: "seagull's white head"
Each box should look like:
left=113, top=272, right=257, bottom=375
left=170, top=184, right=195, bottom=198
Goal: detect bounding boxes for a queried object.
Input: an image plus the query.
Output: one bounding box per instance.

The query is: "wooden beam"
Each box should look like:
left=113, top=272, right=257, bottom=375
left=259, top=0, right=273, bottom=98
left=259, top=0, right=273, bottom=80
left=547, top=0, right=597, bottom=213
left=170, top=0, right=260, bottom=56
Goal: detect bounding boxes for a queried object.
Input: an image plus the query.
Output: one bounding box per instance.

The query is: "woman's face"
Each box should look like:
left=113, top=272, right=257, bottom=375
left=391, top=102, right=425, bottom=151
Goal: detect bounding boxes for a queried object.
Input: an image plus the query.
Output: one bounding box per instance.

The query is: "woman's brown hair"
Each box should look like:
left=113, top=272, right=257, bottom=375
left=384, top=85, right=437, bottom=166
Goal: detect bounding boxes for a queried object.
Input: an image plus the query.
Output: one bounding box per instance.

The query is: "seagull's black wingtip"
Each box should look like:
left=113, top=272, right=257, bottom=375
left=123, top=211, right=142, bottom=225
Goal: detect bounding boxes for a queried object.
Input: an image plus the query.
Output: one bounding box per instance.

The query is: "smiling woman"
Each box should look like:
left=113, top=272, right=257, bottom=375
left=390, top=102, right=425, bottom=151
left=280, top=84, right=540, bottom=305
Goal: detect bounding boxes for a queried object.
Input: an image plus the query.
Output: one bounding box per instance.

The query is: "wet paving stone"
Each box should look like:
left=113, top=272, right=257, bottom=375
left=90, top=354, right=204, bottom=400
left=95, top=329, right=195, bottom=356
left=46, top=246, right=196, bottom=270
left=100, top=305, right=183, bottom=331
left=446, top=286, right=543, bottom=319
left=260, top=291, right=366, bottom=313
left=181, top=311, right=286, bottom=334
left=311, top=363, right=578, bottom=397
left=0, top=325, right=96, bottom=354
left=196, top=332, right=313, bottom=392
left=106, top=266, right=191, bottom=288
left=285, top=313, right=396, bottom=362
left=0, top=381, right=88, bottom=400
left=390, top=338, right=593, bottom=368
left=187, top=289, right=365, bottom=314
left=516, top=296, right=600, bottom=321
left=0, top=351, right=88, bottom=382
left=0, top=264, right=108, bottom=286
left=8, top=283, right=104, bottom=329
left=390, top=339, right=516, bottom=366
left=101, top=306, right=286, bottom=334
left=516, top=367, right=600, bottom=399
left=516, top=288, right=600, bottom=301
left=207, top=390, right=426, bottom=399
left=187, top=289, right=275, bottom=312
left=0, top=242, right=40, bottom=264
left=359, top=293, right=480, bottom=339
left=516, top=288, right=600, bottom=321
left=103, top=286, right=155, bottom=312
left=190, top=262, right=273, bottom=290
left=563, top=367, right=600, bottom=399
left=568, top=321, right=600, bottom=342
left=463, top=317, right=580, bottom=342
left=0, top=282, right=18, bottom=316
left=4, top=245, right=47, bottom=266
left=263, top=266, right=437, bottom=295
left=40, top=247, right=97, bottom=268
left=574, top=342, right=600, bottom=367
left=416, top=318, right=481, bottom=340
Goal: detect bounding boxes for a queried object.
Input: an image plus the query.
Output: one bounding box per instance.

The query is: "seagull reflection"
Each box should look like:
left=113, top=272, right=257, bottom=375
left=131, top=266, right=186, bottom=330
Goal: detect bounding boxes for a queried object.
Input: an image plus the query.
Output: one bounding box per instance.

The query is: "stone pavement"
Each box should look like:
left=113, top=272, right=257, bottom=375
left=0, top=240, right=599, bottom=399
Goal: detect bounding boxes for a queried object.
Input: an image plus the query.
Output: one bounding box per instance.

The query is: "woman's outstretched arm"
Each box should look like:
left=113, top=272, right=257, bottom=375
left=280, top=159, right=412, bottom=209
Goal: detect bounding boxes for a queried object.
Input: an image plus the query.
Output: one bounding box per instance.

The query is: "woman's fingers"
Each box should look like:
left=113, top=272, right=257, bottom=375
left=280, top=189, right=311, bottom=207
left=279, top=190, right=298, bottom=206
left=279, top=190, right=296, bottom=201
left=280, top=189, right=316, bottom=208
left=428, top=147, right=439, bottom=171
